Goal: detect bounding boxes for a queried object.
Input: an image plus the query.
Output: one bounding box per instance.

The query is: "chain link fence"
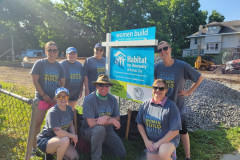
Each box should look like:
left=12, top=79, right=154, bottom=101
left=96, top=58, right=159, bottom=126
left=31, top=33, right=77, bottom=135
left=0, top=84, right=37, bottom=160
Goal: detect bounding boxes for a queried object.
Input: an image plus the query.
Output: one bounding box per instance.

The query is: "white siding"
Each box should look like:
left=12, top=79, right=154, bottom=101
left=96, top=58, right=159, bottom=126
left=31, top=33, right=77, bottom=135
left=190, top=38, right=197, bottom=49
left=222, top=35, right=240, bottom=48
left=205, top=35, right=222, bottom=42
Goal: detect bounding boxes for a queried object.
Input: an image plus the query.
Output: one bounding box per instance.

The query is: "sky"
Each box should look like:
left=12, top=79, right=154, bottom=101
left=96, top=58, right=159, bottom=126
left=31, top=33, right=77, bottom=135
left=199, top=0, right=240, bottom=22
left=51, top=0, right=240, bottom=22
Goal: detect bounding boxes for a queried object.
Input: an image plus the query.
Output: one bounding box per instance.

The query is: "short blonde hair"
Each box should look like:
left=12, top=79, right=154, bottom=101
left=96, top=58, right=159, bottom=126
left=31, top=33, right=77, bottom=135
left=152, top=79, right=168, bottom=89
left=158, top=41, right=171, bottom=48
left=45, top=41, right=58, bottom=50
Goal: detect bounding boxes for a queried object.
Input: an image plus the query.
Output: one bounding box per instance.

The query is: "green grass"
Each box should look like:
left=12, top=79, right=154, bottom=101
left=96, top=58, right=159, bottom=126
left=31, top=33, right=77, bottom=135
left=176, top=127, right=240, bottom=160
left=0, top=81, right=239, bottom=160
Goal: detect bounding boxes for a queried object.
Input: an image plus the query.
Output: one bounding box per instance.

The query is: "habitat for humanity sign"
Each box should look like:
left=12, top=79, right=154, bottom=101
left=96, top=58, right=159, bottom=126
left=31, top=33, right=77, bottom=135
left=108, top=27, right=156, bottom=102
left=110, top=47, right=154, bottom=102
left=110, top=48, right=154, bottom=86
left=111, top=27, right=156, bottom=41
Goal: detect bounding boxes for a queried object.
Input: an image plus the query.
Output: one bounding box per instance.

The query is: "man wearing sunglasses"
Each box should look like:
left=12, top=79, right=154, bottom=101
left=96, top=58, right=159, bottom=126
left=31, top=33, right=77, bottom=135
left=81, top=74, right=126, bottom=160
left=154, top=41, right=203, bottom=160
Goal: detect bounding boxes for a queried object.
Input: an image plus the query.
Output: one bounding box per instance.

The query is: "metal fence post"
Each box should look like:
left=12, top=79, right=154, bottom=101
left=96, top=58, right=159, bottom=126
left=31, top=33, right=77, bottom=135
left=25, top=99, right=39, bottom=160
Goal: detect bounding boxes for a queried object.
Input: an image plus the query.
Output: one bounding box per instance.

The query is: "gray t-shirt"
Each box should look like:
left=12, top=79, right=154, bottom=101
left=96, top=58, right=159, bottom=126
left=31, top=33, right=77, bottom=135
left=60, top=60, right=84, bottom=99
left=136, top=99, right=181, bottom=146
left=154, top=59, right=201, bottom=114
left=81, top=91, right=119, bottom=130
left=83, top=56, right=106, bottom=93
left=30, top=59, right=65, bottom=100
left=37, top=105, right=73, bottom=139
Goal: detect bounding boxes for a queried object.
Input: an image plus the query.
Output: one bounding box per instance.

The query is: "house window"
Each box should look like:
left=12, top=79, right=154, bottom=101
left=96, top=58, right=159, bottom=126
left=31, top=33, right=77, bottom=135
left=210, top=44, right=215, bottom=50
left=206, top=43, right=218, bottom=51
left=194, top=38, right=197, bottom=44
left=193, top=50, right=197, bottom=55
left=213, top=26, right=217, bottom=30
left=229, top=36, right=234, bottom=41
left=208, top=27, right=212, bottom=32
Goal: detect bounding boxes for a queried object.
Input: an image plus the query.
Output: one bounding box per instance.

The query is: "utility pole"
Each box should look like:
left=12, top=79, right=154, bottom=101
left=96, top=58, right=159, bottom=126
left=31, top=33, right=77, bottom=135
left=197, top=25, right=203, bottom=56
left=11, top=35, right=15, bottom=61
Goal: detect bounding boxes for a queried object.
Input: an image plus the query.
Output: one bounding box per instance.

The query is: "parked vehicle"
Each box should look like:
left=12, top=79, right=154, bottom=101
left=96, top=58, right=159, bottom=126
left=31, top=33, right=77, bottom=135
left=195, top=56, right=215, bottom=71
left=222, top=52, right=240, bottom=74
left=21, top=49, right=45, bottom=58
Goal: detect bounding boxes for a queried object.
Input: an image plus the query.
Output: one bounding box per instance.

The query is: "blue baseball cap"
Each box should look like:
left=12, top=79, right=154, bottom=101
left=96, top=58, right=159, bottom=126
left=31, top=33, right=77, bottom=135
left=66, top=47, right=77, bottom=54
left=55, top=87, right=69, bottom=96
left=94, top=43, right=102, bottom=48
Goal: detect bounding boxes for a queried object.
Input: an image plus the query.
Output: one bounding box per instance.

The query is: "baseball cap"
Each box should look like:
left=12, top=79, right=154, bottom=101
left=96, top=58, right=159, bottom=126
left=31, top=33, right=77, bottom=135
left=55, top=87, right=69, bottom=96
left=94, top=43, right=102, bottom=48
left=66, top=47, right=77, bottom=54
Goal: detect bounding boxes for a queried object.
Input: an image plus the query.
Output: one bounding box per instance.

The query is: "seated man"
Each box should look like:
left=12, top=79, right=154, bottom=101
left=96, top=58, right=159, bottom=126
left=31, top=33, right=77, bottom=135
left=81, top=74, right=126, bottom=160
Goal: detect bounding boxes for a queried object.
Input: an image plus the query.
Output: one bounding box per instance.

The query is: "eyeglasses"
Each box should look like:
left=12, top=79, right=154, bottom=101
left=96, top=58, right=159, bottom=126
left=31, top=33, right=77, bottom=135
left=157, top=46, right=168, bottom=53
left=98, top=84, right=110, bottom=88
left=152, top=86, right=166, bottom=91
left=57, top=95, right=69, bottom=100
left=96, top=48, right=103, bottom=52
left=47, top=49, right=58, bottom=53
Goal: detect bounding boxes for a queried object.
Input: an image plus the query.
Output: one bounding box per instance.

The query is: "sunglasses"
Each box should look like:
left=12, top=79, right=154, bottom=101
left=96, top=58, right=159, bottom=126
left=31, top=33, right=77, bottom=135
left=157, top=46, right=168, bottom=53
left=96, top=48, right=103, bottom=52
left=57, top=95, right=69, bottom=100
left=152, top=86, right=166, bottom=91
left=47, top=49, right=58, bottom=53
left=98, top=84, right=110, bottom=88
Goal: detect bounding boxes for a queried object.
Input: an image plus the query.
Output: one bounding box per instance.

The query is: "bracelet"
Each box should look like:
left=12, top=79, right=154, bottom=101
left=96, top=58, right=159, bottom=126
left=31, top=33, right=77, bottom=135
left=42, top=94, right=45, bottom=97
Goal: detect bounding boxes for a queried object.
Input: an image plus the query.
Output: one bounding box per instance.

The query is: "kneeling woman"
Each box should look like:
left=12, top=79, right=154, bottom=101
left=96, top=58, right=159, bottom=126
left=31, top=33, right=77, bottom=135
left=136, top=79, right=182, bottom=160
left=37, top=87, right=79, bottom=160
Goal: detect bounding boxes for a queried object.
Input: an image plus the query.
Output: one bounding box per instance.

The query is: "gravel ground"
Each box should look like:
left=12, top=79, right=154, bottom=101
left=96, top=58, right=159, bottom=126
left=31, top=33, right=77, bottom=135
left=185, top=79, right=240, bottom=131
left=77, top=73, right=239, bottom=131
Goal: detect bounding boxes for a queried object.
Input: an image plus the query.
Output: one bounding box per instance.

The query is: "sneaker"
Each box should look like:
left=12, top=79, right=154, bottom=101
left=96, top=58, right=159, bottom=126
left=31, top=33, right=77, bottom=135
left=31, top=148, right=36, bottom=157
left=185, top=158, right=191, bottom=160
left=171, top=150, right=177, bottom=160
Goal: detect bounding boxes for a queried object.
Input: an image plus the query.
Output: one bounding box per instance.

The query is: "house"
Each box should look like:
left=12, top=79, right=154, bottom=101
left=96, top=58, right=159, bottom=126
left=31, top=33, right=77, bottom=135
left=183, top=20, right=240, bottom=57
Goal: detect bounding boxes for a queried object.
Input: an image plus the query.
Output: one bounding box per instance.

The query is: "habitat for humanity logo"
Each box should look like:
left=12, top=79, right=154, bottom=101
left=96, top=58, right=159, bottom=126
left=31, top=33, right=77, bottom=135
left=114, top=51, right=126, bottom=67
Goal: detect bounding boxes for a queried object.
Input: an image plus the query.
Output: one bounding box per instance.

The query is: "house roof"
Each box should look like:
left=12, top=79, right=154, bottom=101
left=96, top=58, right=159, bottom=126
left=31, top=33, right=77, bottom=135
left=187, top=20, right=240, bottom=38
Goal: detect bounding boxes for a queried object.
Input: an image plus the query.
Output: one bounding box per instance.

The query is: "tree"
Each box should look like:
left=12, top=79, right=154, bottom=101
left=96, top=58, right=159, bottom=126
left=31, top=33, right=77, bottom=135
left=0, top=0, right=93, bottom=57
left=208, top=10, right=225, bottom=23
left=0, top=0, right=208, bottom=58
left=167, top=0, right=207, bottom=56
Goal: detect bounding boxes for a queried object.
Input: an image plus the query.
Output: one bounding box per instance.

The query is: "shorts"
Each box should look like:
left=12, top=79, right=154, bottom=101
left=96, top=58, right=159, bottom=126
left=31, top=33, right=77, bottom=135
left=179, top=114, right=188, bottom=134
left=37, top=137, right=51, bottom=153
left=145, top=141, right=177, bottom=154
left=39, top=101, right=54, bottom=110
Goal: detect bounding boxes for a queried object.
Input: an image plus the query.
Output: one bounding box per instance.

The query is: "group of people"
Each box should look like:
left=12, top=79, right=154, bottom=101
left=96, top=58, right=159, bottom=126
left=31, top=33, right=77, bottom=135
left=31, top=40, right=203, bottom=160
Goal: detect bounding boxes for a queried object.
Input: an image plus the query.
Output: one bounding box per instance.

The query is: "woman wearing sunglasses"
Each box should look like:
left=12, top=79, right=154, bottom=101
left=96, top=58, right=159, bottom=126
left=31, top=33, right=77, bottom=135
left=83, top=43, right=106, bottom=96
left=30, top=41, right=65, bottom=157
left=136, top=79, right=181, bottom=160
left=154, top=41, right=203, bottom=160
left=37, top=87, right=79, bottom=160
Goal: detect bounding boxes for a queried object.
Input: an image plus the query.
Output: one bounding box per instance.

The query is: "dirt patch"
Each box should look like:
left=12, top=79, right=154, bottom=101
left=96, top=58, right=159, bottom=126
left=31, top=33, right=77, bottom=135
left=200, top=71, right=240, bottom=90
left=0, top=66, right=33, bottom=91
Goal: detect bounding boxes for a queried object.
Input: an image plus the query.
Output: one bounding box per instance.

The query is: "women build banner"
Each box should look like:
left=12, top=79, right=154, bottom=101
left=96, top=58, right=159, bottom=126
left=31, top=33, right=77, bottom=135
left=110, top=47, right=154, bottom=102
left=111, top=27, right=156, bottom=42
